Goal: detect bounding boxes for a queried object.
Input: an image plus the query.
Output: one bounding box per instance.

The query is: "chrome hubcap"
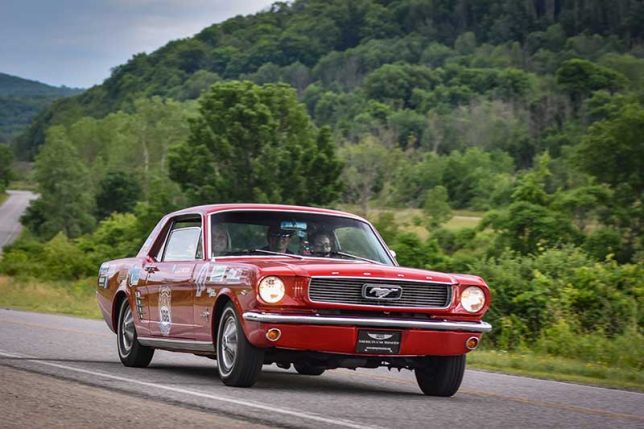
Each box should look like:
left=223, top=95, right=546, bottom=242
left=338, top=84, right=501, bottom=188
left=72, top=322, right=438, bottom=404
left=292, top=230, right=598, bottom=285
left=120, top=305, right=135, bottom=355
left=220, top=315, right=238, bottom=371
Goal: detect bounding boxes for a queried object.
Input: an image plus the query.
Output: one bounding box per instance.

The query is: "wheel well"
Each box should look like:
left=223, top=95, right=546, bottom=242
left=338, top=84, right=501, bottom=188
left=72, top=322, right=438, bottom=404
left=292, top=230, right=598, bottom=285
left=211, top=295, right=232, bottom=344
left=112, top=292, right=127, bottom=332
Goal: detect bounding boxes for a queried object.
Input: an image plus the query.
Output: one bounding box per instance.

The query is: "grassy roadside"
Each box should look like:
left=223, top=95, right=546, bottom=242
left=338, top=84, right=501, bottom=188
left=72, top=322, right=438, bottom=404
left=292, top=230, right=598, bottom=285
left=7, top=180, right=38, bottom=191
left=468, top=350, right=643, bottom=392
left=0, top=275, right=101, bottom=319
left=0, top=192, right=7, bottom=206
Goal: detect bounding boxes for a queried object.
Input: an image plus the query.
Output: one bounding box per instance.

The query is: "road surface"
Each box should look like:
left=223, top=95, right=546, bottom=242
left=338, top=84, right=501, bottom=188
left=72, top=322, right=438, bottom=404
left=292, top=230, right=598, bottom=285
left=0, top=190, right=37, bottom=253
left=0, top=309, right=642, bottom=428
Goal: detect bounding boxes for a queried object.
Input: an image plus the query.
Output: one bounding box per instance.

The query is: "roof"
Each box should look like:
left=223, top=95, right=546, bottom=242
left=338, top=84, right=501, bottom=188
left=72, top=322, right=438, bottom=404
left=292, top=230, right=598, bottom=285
left=168, top=203, right=367, bottom=222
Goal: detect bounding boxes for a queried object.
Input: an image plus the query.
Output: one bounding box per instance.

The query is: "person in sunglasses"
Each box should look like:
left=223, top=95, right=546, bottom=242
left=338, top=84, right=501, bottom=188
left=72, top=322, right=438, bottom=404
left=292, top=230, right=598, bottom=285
left=264, top=224, right=294, bottom=253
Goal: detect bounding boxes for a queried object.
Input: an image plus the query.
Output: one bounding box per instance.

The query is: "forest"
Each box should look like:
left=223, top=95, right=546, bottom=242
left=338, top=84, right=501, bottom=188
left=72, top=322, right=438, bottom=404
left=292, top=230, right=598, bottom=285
left=1, top=0, right=642, bottom=377
left=0, top=73, right=82, bottom=144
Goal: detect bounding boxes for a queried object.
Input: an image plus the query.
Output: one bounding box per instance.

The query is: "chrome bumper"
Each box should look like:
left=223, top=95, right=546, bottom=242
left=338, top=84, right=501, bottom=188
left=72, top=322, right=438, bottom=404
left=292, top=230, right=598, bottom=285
left=242, top=312, right=492, bottom=333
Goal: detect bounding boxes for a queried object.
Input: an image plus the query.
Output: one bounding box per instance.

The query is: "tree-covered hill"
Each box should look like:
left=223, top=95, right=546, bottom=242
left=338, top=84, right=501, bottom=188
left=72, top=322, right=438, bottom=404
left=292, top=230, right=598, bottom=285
left=0, top=73, right=82, bottom=144
left=17, top=0, right=644, bottom=157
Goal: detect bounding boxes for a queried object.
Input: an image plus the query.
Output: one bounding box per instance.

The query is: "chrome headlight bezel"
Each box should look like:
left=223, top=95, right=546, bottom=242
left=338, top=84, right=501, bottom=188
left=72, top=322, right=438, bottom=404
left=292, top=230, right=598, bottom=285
left=258, top=276, right=285, bottom=304
left=460, top=286, right=486, bottom=313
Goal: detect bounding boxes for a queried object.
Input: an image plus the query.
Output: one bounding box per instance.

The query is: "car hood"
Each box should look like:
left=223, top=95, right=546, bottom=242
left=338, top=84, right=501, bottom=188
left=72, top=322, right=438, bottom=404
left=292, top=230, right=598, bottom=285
left=231, top=257, right=482, bottom=285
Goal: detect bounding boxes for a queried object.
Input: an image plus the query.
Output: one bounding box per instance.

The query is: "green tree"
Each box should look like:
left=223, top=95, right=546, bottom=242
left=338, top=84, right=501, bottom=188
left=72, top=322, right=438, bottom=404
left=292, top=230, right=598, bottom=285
left=556, top=59, right=627, bottom=104
left=423, top=185, right=452, bottom=228
left=169, top=80, right=342, bottom=205
left=364, top=63, right=439, bottom=107
left=0, top=144, right=13, bottom=191
left=576, top=100, right=644, bottom=261
left=577, top=101, right=643, bottom=193
left=340, top=136, right=399, bottom=214
left=95, top=172, right=142, bottom=220
left=23, top=127, right=95, bottom=239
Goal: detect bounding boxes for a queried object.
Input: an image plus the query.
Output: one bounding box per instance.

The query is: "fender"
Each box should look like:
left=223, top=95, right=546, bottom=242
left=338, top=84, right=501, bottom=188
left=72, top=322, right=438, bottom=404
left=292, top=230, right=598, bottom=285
left=110, top=278, right=133, bottom=333
left=210, top=287, right=267, bottom=348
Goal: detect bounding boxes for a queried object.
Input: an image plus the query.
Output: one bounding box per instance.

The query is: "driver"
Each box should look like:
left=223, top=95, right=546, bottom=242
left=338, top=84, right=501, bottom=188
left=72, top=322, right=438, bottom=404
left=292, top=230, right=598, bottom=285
left=264, top=224, right=293, bottom=253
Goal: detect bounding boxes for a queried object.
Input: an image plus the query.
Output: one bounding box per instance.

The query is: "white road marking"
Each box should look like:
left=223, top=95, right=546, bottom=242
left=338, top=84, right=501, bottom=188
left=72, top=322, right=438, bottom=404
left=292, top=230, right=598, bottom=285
left=0, top=349, right=382, bottom=429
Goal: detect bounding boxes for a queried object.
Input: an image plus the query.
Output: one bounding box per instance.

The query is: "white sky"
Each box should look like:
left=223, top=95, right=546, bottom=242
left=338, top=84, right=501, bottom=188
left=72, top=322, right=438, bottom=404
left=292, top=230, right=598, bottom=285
left=0, top=0, right=275, bottom=88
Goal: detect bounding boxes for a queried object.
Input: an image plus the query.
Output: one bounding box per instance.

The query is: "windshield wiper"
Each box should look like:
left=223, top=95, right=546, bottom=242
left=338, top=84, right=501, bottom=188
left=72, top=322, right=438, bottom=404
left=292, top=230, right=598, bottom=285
left=225, top=249, right=304, bottom=259
left=247, top=249, right=304, bottom=260
left=329, top=251, right=383, bottom=265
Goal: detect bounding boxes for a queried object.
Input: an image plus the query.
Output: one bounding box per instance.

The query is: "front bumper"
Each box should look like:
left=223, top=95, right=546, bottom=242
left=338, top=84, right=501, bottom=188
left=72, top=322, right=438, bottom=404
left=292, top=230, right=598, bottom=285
left=243, top=312, right=492, bottom=332
left=242, top=312, right=492, bottom=356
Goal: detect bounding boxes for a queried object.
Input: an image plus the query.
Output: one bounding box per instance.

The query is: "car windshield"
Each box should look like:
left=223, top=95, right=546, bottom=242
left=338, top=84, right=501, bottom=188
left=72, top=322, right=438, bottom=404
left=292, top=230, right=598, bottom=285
left=210, top=211, right=393, bottom=265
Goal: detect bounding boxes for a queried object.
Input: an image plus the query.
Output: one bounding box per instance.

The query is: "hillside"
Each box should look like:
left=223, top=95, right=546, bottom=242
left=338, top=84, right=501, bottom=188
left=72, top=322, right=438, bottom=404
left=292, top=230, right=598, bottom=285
left=16, top=0, right=644, bottom=158
left=0, top=73, right=82, bottom=144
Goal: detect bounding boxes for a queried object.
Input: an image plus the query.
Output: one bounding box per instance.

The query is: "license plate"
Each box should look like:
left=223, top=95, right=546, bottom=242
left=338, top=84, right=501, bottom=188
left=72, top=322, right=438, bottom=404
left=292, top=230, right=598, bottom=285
left=356, top=330, right=401, bottom=354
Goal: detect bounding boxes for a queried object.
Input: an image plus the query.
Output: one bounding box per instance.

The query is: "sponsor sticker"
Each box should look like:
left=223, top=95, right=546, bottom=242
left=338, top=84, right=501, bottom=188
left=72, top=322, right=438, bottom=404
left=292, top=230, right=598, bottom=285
left=225, top=267, right=242, bottom=282
left=173, top=265, right=193, bottom=275
left=98, top=264, right=110, bottom=289
left=128, top=266, right=141, bottom=286
left=195, top=263, right=210, bottom=297
left=209, top=265, right=227, bottom=282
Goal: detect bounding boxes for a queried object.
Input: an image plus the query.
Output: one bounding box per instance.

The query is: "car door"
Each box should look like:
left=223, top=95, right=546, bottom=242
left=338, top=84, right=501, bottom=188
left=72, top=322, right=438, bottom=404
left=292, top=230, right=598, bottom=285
left=144, top=216, right=203, bottom=339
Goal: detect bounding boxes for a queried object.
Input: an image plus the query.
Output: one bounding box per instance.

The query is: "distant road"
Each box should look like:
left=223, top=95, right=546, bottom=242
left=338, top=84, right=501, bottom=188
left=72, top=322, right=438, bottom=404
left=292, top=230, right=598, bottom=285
left=0, top=309, right=642, bottom=429
left=0, top=190, right=37, bottom=253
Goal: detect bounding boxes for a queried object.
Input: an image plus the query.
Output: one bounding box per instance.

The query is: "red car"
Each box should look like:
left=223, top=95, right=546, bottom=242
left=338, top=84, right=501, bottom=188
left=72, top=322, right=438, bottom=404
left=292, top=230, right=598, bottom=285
left=97, top=204, right=491, bottom=396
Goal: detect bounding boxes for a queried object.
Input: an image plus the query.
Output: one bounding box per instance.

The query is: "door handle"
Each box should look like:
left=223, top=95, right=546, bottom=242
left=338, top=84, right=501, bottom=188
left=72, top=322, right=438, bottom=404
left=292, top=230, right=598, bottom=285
left=144, top=266, right=159, bottom=273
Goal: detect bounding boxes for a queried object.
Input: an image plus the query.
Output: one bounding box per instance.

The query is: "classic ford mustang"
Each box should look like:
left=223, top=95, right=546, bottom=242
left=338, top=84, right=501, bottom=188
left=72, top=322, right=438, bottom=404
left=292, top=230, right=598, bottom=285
left=96, top=204, right=491, bottom=396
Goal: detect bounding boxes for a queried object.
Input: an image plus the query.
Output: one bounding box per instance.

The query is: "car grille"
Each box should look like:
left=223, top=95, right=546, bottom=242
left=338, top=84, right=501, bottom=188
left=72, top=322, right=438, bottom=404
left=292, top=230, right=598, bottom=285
left=308, top=277, right=451, bottom=308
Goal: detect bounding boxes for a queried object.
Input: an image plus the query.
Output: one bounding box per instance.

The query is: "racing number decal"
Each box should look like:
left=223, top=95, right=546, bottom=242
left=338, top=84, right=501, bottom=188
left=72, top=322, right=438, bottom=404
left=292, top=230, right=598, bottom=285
left=159, top=286, right=172, bottom=336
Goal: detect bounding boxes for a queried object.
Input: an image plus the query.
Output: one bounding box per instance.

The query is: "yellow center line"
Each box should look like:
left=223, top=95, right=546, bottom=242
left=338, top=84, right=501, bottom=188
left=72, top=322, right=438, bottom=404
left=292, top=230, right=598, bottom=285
left=334, top=369, right=644, bottom=423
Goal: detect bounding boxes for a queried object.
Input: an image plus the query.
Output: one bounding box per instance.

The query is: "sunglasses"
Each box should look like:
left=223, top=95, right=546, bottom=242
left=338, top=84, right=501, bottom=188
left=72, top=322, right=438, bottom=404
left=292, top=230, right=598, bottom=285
left=270, top=232, right=293, bottom=238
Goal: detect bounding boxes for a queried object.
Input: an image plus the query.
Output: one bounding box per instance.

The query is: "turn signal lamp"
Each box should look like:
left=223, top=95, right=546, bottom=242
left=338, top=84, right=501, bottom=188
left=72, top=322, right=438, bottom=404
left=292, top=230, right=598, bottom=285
left=465, top=336, right=480, bottom=350
left=266, top=328, right=281, bottom=342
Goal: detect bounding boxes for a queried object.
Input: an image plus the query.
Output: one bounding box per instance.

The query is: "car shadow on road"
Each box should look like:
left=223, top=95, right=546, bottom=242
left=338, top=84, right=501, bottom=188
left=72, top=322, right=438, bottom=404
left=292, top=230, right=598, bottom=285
left=146, top=363, right=420, bottom=396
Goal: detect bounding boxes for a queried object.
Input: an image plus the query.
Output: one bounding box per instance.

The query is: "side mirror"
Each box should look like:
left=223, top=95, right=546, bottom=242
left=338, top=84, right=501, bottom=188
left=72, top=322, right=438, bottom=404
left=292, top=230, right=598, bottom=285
left=389, top=249, right=397, bottom=259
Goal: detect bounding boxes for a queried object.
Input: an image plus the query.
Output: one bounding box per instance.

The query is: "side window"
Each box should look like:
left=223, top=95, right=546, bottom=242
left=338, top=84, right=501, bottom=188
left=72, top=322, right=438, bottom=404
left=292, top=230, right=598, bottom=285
left=163, top=227, right=202, bottom=261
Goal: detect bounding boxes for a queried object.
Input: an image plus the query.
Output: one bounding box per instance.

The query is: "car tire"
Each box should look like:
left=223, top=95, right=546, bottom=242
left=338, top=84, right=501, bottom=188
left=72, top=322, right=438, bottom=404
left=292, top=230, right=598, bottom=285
left=117, top=298, right=154, bottom=367
left=294, top=362, right=326, bottom=376
left=414, top=355, right=466, bottom=397
left=216, top=303, right=264, bottom=387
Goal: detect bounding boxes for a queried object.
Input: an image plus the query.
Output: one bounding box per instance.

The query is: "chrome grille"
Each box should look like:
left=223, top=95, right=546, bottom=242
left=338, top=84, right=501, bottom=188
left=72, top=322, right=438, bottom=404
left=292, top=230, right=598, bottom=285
left=308, top=277, right=451, bottom=308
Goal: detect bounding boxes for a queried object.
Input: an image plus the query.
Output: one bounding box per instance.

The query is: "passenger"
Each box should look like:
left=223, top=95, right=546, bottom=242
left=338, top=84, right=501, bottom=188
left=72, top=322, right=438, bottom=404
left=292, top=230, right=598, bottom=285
left=211, top=224, right=231, bottom=256
left=311, top=231, right=333, bottom=257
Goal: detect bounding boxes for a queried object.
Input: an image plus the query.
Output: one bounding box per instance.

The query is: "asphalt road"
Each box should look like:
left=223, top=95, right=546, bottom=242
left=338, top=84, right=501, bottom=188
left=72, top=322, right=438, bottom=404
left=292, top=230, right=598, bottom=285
left=0, top=190, right=37, bottom=253
left=0, top=309, right=642, bottom=429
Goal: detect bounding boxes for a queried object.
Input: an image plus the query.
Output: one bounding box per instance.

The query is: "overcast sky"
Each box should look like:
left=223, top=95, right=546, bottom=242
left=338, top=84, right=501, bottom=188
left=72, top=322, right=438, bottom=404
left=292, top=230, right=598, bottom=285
left=0, top=0, right=274, bottom=88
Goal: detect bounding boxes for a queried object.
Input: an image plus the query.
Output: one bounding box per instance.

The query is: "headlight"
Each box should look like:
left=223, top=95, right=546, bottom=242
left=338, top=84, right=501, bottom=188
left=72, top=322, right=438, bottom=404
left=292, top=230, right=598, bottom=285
left=460, top=286, right=485, bottom=313
left=258, top=276, right=285, bottom=304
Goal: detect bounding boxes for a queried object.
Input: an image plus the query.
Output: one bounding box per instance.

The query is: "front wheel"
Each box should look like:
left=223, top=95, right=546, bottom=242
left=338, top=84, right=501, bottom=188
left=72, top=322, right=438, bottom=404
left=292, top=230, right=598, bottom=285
left=414, top=355, right=466, bottom=397
left=117, top=298, right=154, bottom=367
left=216, top=303, right=264, bottom=387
